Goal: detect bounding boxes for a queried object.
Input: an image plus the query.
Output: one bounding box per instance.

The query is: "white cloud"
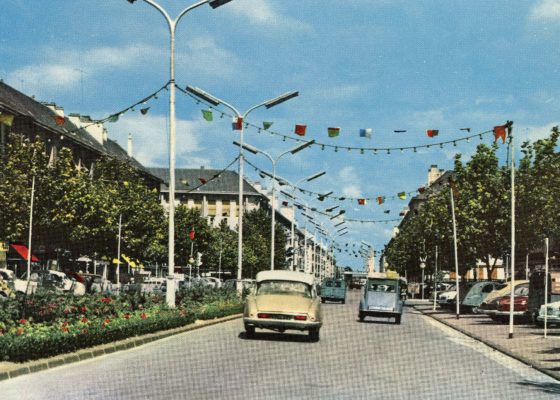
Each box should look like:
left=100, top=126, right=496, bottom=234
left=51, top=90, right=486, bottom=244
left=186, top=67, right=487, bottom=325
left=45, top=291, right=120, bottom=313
left=227, top=0, right=310, bottom=31
left=7, top=64, right=81, bottom=95
left=310, top=84, right=365, bottom=103
left=176, top=36, right=241, bottom=80
left=518, top=121, right=560, bottom=142
left=530, top=0, right=560, bottom=21
left=107, top=114, right=205, bottom=167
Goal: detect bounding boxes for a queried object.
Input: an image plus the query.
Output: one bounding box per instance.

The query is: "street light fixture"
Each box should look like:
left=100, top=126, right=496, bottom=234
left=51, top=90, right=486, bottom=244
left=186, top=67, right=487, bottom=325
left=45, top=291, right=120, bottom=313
left=130, top=0, right=233, bottom=308
left=233, top=140, right=315, bottom=270
left=188, top=86, right=298, bottom=284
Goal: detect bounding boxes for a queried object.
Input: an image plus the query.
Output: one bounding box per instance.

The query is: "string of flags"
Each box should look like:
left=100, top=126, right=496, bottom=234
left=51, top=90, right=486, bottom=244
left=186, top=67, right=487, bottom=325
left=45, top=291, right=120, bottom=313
left=0, top=82, right=171, bottom=135
left=243, top=157, right=424, bottom=205
left=180, top=156, right=240, bottom=193
left=178, top=83, right=507, bottom=155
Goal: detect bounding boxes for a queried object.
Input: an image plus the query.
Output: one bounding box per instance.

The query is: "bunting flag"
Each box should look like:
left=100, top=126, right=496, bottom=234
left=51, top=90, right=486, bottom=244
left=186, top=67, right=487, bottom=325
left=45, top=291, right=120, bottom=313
left=357, top=198, right=367, bottom=205
left=377, top=196, right=385, bottom=205
left=54, top=115, right=65, bottom=125
left=0, top=113, right=14, bottom=127
left=282, top=201, right=289, bottom=206
left=359, top=128, right=372, bottom=138
left=328, top=127, right=340, bottom=137
left=232, top=116, right=243, bottom=130
left=189, top=228, right=195, bottom=241
left=493, top=124, right=507, bottom=143
left=199, top=178, right=207, bottom=184
left=107, top=114, right=119, bottom=123
left=384, top=210, right=390, bottom=214
left=426, top=129, right=439, bottom=137
left=201, top=109, right=213, bottom=121
left=394, top=130, right=407, bottom=133
left=140, top=107, right=150, bottom=115
left=398, top=192, right=406, bottom=200
left=460, top=128, right=471, bottom=132
left=263, top=121, right=273, bottom=130
left=294, top=124, right=307, bottom=136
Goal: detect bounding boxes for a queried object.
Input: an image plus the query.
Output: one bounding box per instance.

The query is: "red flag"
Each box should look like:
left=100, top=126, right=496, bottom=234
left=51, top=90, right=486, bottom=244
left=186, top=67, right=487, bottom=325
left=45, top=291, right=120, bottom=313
left=232, top=116, right=243, bottom=130
left=493, top=125, right=507, bottom=143
left=189, top=229, right=195, bottom=241
left=54, top=116, right=65, bottom=125
left=294, top=124, right=307, bottom=136
left=426, top=129, right=439, bottom=137
left=377, top=196, right=385, bottom=205
left=357, top=198, right=366, bottom=205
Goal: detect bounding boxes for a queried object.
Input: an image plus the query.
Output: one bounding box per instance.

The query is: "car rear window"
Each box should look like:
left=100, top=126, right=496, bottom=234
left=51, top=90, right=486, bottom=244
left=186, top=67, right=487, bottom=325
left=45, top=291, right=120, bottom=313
left=367, top=279, right=397, bottom=292
left=258, top=280, right=311, bottom=297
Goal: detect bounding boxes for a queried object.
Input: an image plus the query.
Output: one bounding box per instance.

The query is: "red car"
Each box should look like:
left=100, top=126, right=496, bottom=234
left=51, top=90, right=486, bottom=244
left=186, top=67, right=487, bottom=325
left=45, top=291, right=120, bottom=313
left=491, top=293, right=529, bottom=322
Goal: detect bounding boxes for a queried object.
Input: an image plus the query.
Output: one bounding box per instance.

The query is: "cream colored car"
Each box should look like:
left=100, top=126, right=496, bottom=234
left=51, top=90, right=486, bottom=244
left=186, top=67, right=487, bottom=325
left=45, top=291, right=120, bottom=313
left=243, top=270, right=322, bottom=341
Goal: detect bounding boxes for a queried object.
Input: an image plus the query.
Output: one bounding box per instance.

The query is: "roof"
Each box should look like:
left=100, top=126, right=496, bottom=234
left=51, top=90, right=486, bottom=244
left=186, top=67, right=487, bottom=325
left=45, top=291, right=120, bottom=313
left=0, top=81, right=160, bottom=183
left=256, top=270, right=315, bottom=286
left=147, top=168, right=262, bottom=196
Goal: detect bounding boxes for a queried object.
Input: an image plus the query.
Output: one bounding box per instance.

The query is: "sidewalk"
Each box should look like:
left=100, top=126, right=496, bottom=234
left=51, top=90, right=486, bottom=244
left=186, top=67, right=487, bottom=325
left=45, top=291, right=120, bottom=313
left=414, top=303, right=560, bottom=381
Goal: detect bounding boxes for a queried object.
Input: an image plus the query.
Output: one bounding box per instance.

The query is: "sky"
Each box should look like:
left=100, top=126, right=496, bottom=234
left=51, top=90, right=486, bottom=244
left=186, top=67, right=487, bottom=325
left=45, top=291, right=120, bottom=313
left=2, top=0, right=560, bottom=271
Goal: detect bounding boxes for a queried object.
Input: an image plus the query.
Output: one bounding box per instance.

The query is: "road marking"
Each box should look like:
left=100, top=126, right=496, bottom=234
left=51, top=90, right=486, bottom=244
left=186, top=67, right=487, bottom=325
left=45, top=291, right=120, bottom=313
left=422, top=313, right=558, bottom=383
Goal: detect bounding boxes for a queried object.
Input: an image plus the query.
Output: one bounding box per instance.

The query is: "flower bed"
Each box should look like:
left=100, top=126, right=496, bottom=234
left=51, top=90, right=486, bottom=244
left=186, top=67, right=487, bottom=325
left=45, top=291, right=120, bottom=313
left=0, top=285, right=243, bottom=362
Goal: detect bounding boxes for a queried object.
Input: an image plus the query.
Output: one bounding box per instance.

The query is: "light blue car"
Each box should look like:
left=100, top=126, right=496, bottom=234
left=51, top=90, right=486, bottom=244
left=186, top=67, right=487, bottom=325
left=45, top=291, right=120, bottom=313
left=359, top=275, right=406, bottom=324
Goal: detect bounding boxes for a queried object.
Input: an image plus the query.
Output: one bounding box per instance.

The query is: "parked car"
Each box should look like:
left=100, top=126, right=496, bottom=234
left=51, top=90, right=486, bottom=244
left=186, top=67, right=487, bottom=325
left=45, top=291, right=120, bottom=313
left=528, top=271, right=560, bottom=324
left=536, top=300, right=560, bottom=327
left=0, top=268, right=38, bottom=294
left=320, top=278, right=347, bottom=304
left=476, top=281, right=529, bottom=316
left=461, top=281, right=507, bottom=313
left=223, top=279, right=256, bottom=293
left=492, top=286, right=530, bottom=323
left=243, top=270, right=322, bottom=341
left=358, top=272, right=406, bottom=324
left=436, top=285, right=457, bottom=309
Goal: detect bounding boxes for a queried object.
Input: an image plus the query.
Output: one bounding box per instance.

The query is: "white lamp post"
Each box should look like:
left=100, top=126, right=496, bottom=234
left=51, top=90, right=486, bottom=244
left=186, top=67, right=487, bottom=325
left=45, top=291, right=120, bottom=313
left=186, top=86, right=298, bottom=286
left=233, top=140, right=315, bottom=270
left=130, top=0, right=234, bottom=308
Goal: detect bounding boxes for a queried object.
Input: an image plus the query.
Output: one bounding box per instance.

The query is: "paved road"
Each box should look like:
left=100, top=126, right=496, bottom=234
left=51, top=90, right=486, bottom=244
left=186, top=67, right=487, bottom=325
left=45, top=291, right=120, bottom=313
left=1, top=290, right=559, bottom=399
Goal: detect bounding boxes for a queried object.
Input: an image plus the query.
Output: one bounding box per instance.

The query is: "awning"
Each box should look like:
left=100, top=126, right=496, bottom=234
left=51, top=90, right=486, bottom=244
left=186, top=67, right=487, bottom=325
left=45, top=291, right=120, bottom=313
left=10, top=244, right=39, bottom=262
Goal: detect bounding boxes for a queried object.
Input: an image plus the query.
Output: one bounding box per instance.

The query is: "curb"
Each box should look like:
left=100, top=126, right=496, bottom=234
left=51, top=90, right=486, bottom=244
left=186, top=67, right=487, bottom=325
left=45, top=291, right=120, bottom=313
left=0, top=313, right=242, bottom=382
left=413, top=306, right=560, bottom=382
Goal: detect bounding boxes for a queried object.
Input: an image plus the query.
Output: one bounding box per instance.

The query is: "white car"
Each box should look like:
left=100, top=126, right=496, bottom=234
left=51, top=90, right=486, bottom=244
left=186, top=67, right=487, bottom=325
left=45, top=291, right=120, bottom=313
left=0, top=268, right=38, bottom=294
left=537, top=300, right=560, bottom=327
left=436, top=289, right=457, bottom=309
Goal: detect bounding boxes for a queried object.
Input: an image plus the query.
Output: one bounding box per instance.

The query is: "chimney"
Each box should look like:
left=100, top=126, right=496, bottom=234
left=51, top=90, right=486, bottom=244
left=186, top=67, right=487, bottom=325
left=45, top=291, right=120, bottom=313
left=127, top=133, right=133, bottom=158
left=428, top=164, right=443, bottom=186
left=102, top=128, right=108, bottom=143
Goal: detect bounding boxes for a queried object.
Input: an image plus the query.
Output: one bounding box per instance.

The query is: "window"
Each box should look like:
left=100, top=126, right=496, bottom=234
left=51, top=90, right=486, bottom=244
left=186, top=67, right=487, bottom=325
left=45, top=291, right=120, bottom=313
left=257, top=280, right=311, bottom=298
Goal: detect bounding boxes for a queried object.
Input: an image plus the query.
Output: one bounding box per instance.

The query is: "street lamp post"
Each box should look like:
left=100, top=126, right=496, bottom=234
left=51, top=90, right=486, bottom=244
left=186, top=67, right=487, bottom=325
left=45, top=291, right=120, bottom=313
left=186, top=86, right=298, bottom=286
left=233, top=140, right=315, bottom=270
left=131, top=0, right=233, bottom=308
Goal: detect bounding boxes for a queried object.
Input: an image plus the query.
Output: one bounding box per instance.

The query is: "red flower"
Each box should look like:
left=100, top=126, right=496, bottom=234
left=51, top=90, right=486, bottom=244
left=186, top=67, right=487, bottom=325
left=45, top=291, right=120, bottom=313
left=25, top=300, right=34, bottom=305
left=17, top=328, right=25, bottom=335
left=63, top=309, right=70, bottom=315
left=81, top=317, right=89, bottom=323
left=138, top=305, right=144, bottom=310
left=61, top=321, right=69, bottom=327
left=61, top=327, right=69, bottom=333
left=81, top=307, right=88, bottom=313
left=123, top=313, right=131, bottom=320
left=82, top=328, right=89, bottom=334
left=101, top=297, right=111, bottom=304
left=140, top=313, right=147, bottom=319
left=104, top=318, right=110, bottom=324
left=18, top=319, right=27, bottom=325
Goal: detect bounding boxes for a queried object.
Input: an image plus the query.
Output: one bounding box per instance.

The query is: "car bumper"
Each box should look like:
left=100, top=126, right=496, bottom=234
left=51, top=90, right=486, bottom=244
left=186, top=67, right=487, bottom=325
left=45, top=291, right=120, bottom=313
left=537, top=315, right=560, bottom=324
left=493, top=310, right=526, bottom=317
left=243, top=317, right=321, bottom=332
left=359, top=307, right=401, bottom=318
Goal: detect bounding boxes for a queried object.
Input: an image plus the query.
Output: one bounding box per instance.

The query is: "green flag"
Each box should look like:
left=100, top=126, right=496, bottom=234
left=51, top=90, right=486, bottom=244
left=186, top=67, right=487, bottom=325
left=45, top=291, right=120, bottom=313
left=263, top=121, right=273, bottom=130
left=107, top=114, right=120, bottom=123
left=202, top=109, right=213, bottom=122
left=328, top=127, right=340, bottom=137
left=398, top=192, right=406, bottom=200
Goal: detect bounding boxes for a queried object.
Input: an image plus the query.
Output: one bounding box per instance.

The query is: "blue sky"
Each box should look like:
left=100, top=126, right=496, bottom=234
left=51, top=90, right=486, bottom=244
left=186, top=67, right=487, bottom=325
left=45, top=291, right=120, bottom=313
left=2, top=0, right=560, bottom=270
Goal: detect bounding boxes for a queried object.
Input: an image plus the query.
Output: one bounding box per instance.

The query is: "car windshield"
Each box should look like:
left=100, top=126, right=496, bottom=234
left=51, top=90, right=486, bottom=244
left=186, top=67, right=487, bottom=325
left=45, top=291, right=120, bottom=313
left=367, top=279, right=397, bottom=292
left=257, top=280, right=311, bottom=297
